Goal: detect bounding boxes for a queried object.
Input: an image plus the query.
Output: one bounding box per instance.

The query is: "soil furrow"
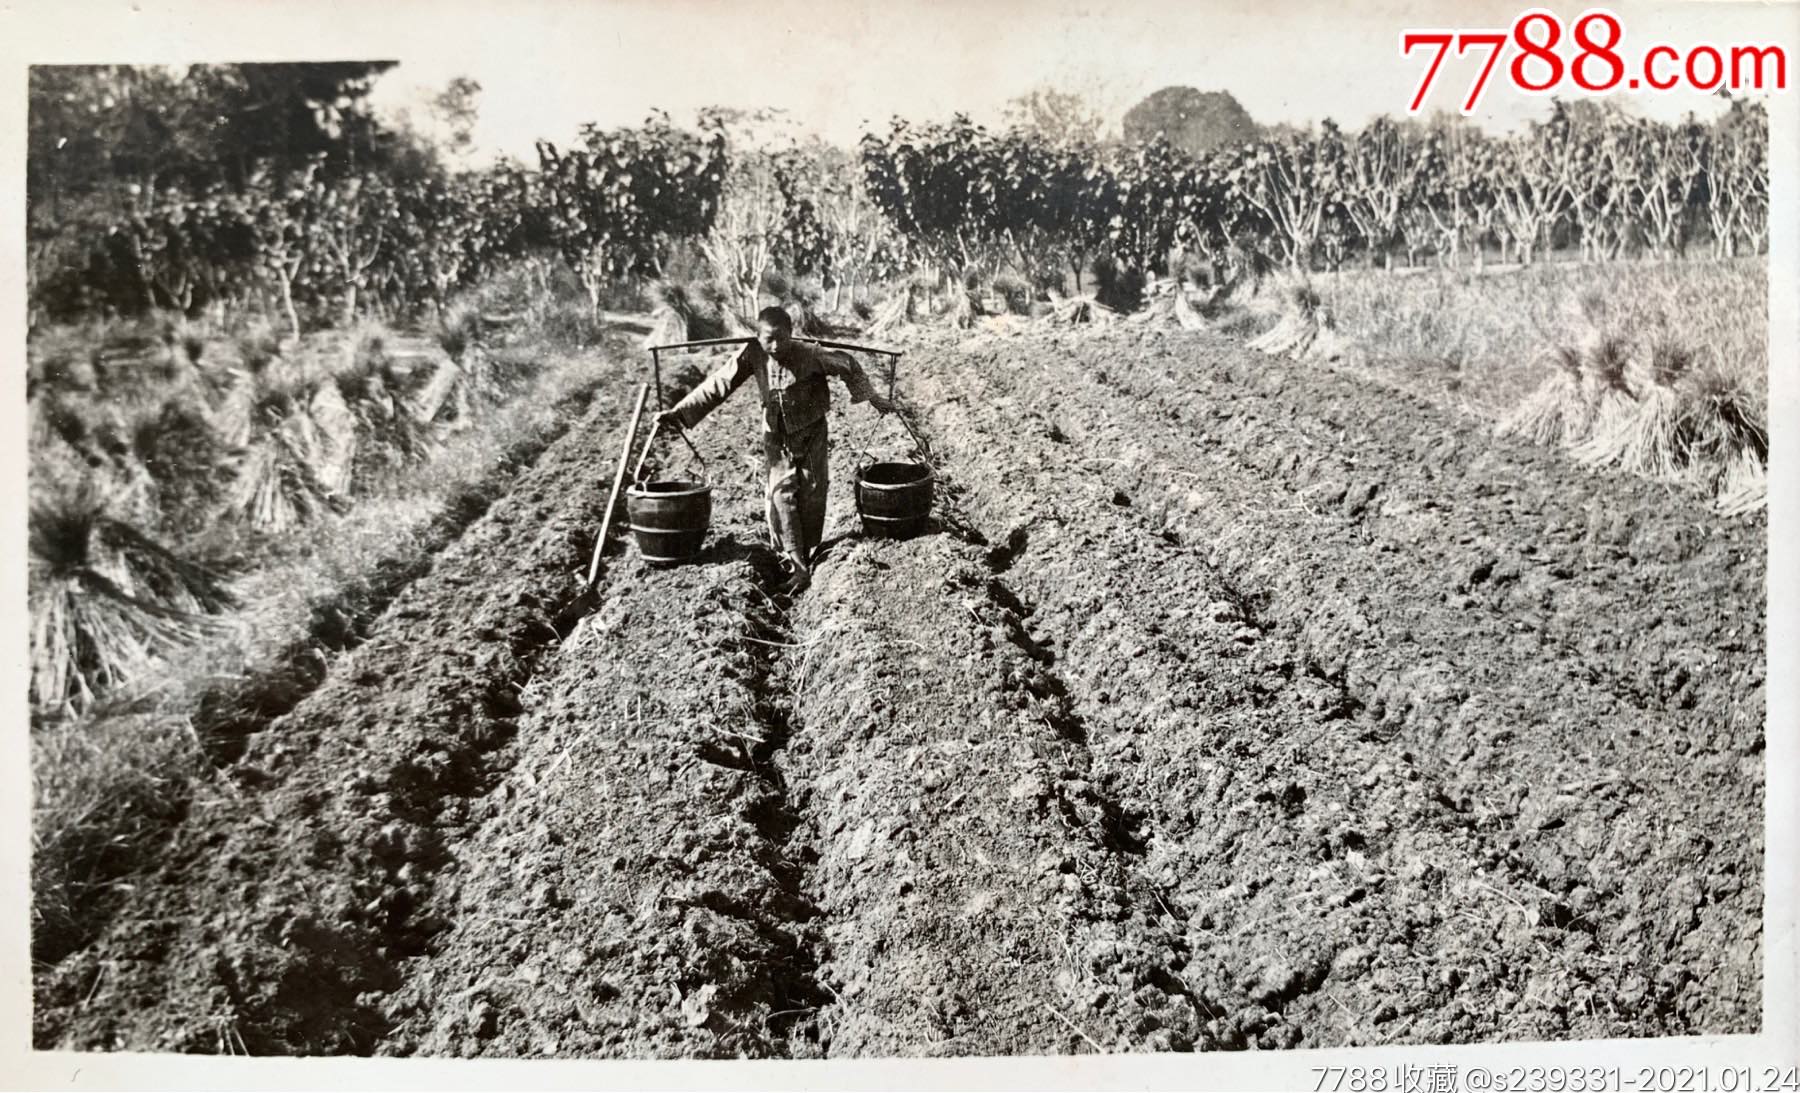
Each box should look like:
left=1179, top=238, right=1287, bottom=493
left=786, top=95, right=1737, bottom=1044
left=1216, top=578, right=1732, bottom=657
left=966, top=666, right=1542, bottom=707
left=37, top=323, right=1763, bottom=1056
left=377, top=554, right=828, bottom=1058
left=33, top=367, right=620, bottom=974
left=1083, top=329, right=1762, bottom=725
left=896, top=327, right=1761, bottom=1040
left=194, top=370, right=616, bottom=768
left=35, top=361, right=650, bottom=1053
left=376, top=358, right=828, bottom=1058
left=919, top=420, right=1220, bottom=1047
left=905, top=349, right=1528, bottom=1047
left=765, top=400, right=1204, bottom=1056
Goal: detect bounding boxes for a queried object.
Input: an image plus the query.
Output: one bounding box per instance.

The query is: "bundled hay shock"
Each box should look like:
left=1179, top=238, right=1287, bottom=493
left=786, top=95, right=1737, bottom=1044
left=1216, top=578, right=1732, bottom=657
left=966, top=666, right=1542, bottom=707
left=1678, top=366, right=1768, bottom=466
left=1246, top=280, right=1352, bottom=363
left=433, top=300, right=485, bottom=365
left=333, top=361, right=437, bottom=491
left=29, top=486, right=237, bottom=713
left=645, top=280, right=735, bottom=347
left=410, top=342, right=543, bottom=429
left=1574, top=337, right=1686, bottom=476
left=1568, top=335, right=1639, bottom=465
left=216, top=374, right=346, bottom=532
left=867, top=287, right=917, bottom=335
left=1715, top=447, right=1767, bottom=516
left=30, top=393, right=106, bottom=469
left=224, top=427, right=343, bottom=532
left=1497, top=346, right=1592, bottom=447
left=1124, top=280, right=1207, bottom=331
left=126, top=397, right=237, bottom=534
left=1039, top=292, right=1120, bottom=326
left=1678, top=365, right=1768, bottom=512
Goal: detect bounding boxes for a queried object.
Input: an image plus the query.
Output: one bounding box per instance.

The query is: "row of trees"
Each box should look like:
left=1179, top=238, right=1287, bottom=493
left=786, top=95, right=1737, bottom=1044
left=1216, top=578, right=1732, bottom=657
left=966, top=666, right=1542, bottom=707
left=857, top=98, right=1770, bottom=297
left=28, top=66, right=738, bottom=331
left=32, top=161, right=539, bottom=332
left=29, top=65, right=1772, bottom=332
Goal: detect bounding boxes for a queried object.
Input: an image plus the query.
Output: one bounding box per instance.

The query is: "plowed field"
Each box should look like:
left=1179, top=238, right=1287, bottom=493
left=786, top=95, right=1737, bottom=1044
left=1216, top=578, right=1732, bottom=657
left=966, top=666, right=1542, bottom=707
left=34, top=326, right=1765, bottom=1057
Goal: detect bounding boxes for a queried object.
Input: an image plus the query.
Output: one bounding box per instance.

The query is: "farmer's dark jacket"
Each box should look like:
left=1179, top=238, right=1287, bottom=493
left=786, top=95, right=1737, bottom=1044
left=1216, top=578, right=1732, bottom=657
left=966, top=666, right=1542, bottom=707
left=667, top=340, right=880, bottom=440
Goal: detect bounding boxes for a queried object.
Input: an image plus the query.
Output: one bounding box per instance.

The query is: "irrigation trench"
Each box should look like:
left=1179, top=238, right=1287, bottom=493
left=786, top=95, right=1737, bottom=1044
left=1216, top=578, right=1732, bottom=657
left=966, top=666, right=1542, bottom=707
left=36, top=328, right=1763, bottom=1055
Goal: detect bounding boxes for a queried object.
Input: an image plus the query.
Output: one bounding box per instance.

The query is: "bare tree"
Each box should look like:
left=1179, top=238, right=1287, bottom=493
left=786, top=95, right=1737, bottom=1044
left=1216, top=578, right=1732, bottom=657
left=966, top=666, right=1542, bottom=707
left=1488, top=114, right=1575, bottom=265
left=1342, top=118, right=1424, bottom=269
left=1002, top=86, right=1102, bottom=146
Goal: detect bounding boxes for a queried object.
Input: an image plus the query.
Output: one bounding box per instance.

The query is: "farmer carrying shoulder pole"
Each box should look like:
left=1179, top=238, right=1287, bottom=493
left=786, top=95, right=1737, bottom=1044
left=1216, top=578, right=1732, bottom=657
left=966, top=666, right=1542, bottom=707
left=656, top=306, right=896, bottom=594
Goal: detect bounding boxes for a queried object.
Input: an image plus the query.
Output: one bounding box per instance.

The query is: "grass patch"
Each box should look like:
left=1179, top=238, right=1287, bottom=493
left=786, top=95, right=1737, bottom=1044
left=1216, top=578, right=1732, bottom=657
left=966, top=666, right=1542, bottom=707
left=1216, top=257, right=1768, bottom=510
left=1300, top=258, right=1766, bottom=420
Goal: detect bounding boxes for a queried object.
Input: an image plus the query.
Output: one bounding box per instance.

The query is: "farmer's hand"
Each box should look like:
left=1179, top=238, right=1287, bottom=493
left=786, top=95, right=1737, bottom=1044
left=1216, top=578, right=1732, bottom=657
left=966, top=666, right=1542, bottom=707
left=869, top=394, right=898, bottom=416
left=655, top=409, right=683, bottom=430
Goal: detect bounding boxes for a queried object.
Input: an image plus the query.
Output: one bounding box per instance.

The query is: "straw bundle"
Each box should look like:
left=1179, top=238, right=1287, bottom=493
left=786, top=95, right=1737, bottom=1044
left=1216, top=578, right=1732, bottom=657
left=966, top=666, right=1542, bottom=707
left=1569, top=335, right=1639, bottom=464
left=1714, top=447, right=1767, bottom=516
left=29, top=486, right=236, bottom=713
left=1575, top=338, right=1688, bottom=475
left=1497, top=347, right=1591, bottom=447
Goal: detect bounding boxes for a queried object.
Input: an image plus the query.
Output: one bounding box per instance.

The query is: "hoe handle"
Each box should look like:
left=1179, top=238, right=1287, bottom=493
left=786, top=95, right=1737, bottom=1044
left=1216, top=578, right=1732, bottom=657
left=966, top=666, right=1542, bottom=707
left=588, top=383, right=650, bottom=588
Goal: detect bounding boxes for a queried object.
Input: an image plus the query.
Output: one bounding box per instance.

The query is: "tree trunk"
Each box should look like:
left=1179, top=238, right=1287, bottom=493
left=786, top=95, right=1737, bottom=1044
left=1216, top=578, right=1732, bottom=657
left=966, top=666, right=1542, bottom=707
left=583, top=272, right=602, bottom=318
left=278, top=268, right=301, bottom=341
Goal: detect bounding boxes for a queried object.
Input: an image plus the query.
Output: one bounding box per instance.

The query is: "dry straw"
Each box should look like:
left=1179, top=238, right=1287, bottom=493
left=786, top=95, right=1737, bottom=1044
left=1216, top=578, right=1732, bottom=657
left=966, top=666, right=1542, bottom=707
left=1246, top=278, right=1352, bottom=363
left=1678, top=365, right=1767, bottom=466
left=1042, top=294, right=1120, bottom=326
left=1568, top=334, right=1639, bottom=465
left=1497, top=346, right=1590, bottom=447
left=29, top=484, right=236, bottom=713
left=1575, top=337, right=1689, bottom=477
left=1715, top=447, right=1767, bottom=516
left=867, top=288, right=914, bottom=335
left=1505, top=320, right=1770, bottom=514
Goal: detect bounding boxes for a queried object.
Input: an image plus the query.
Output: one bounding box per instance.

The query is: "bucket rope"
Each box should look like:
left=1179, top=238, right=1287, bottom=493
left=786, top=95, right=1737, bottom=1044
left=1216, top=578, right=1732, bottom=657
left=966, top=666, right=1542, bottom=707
left=632, top=417, right=709, bottom=486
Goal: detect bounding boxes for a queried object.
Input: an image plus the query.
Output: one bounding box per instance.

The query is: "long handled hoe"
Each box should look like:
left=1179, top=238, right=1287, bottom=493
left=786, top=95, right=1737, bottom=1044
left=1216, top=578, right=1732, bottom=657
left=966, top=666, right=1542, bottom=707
left=585, top=382, right=650, bottom=589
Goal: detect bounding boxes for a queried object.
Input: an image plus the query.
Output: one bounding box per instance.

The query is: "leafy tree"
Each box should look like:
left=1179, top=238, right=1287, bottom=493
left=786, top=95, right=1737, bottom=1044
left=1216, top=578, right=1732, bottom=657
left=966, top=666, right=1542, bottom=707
left=1106, top=137, right=1205, bottom=284
left=1404, top=120, right=1495, bottom=268
left=1122, top=87, right=1257, bottom=155
left=535, top=113, right=728, bottom=313
left=1486, top=105, right=1579, bottom=264
left=1706, top=100, right=1768, bottom=257
left=860, top=115, right=1007, bottom=280
left=1224, top=122, right=1348, bottom=268
left=27, top=62, right=418, bottom=323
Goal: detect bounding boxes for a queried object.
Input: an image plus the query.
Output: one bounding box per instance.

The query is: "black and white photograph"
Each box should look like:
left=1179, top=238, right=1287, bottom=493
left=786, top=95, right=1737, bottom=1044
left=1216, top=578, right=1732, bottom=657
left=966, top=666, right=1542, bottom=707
left=3, top=0, right=1795, bottom=1087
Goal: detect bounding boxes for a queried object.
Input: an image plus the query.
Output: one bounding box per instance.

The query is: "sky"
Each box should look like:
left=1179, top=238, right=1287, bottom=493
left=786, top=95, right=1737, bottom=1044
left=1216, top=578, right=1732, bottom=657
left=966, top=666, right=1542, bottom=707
left=340, top=0, right=1797, bottom=162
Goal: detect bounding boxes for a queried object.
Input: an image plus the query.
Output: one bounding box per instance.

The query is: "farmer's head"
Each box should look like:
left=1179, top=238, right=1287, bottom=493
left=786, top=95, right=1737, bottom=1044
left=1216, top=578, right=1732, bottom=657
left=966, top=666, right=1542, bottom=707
left=757, top=306, right=794, bottom=358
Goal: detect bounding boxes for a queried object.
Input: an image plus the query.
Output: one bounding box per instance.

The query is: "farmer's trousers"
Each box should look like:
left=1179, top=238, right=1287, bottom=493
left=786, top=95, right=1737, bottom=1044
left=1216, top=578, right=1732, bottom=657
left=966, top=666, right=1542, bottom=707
left=764, top=422, right=828, bottom=562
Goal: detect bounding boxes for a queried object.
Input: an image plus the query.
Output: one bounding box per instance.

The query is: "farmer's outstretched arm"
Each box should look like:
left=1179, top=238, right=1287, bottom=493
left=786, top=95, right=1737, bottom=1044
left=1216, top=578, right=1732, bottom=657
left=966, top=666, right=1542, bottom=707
left=664, top=345, right=755, bottom=429
left=819, top=349, right=895, bottom=413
